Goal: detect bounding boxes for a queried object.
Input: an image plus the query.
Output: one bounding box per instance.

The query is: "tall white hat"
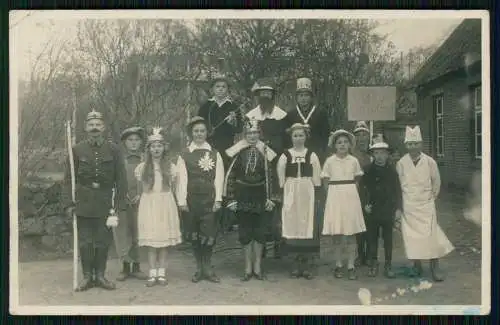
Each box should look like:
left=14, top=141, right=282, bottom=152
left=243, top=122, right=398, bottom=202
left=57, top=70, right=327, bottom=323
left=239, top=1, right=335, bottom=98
left=296, top=77, right=313, bottom=93
left=404, top=125, right=423, bottom=143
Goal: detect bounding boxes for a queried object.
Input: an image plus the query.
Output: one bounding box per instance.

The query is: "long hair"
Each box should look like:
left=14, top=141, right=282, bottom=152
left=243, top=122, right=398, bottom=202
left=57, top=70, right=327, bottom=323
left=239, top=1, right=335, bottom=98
left=141, top=141, right=172, bottom=192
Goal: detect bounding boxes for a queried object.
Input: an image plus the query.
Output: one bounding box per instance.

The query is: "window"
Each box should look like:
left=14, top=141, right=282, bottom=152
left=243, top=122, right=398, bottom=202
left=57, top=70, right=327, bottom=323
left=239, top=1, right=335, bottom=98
left=473, top=85, right=482, bottom=159
left=433, top=94, right=444, bottom=157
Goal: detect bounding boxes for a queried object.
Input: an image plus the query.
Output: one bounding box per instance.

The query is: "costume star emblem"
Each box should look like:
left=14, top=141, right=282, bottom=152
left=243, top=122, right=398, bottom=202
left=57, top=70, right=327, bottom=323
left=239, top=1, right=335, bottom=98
left=198, top=152, right=215, bottom=172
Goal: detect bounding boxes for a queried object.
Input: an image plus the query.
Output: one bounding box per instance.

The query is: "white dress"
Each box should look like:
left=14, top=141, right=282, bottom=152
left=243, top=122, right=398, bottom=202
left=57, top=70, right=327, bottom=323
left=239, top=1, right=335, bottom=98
left=277, top=148, right=321, bottom=239
left=396, top=154, right=454, bottom=259
left=321, top=154, right=366, bottom=236
left=135, top=161, right=183, bottom=248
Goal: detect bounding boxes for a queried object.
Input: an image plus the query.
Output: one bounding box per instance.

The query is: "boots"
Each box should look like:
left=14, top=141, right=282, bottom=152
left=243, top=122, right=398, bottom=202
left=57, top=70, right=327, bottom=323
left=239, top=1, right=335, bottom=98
left=116, top=262, right=130, bottom=281
left=191, top=242, right=203, bottom=283
left=302, top=256, right=315, bottom=280
left=368, top=260, right=379, bottom=277
left=202, top=245, right=220, bottom=283
left=94, top=247, right=116, bottom=290
left=75, top=245, right=94, bottom=292
left=430, top=259, right=444, bottom=282
left=413, top=260, right=423, bottom=277
left=290, top=255, right=301, bottom=278
left=384, top=262, right=395, bottom=279
left=130, top=262, right=148, bottom=280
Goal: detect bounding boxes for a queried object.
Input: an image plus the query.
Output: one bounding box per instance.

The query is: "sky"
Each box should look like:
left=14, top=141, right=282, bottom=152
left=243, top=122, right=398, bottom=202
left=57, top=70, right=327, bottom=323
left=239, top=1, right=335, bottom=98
left=10, top=11, right=464, bottom=81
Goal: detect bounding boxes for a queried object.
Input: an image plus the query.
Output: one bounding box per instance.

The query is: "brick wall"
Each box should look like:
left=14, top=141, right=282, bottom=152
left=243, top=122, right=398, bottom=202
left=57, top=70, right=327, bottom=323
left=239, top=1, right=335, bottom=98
left=416, top=69, right=482, bottom=189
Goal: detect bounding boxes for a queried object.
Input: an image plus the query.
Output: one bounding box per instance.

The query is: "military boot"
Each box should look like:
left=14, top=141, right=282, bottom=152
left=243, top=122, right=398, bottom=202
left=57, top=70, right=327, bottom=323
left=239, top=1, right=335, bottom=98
left=94, top=247, right=116, bottom=290
left=75, top=245, right=94, bottom=292
left=191, top=242, right=204, bottom=283
left=202, top=245, right=220, bottom=283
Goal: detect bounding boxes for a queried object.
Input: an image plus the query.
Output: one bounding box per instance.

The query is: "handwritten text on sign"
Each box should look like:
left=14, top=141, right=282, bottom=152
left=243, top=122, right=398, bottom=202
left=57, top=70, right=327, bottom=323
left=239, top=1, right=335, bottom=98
left=347, top=87, right=397, bottom=121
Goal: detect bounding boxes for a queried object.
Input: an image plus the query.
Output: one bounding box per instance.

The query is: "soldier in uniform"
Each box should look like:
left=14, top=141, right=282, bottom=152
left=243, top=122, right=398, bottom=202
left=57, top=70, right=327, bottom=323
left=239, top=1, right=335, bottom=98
left=351, top=121, right=373, bottom=267
left=62, top=110, right=128, bottom=291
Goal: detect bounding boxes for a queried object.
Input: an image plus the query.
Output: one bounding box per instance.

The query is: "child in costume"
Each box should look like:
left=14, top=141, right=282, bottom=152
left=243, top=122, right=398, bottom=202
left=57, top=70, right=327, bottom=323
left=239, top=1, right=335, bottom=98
left=135, top=127, right=183, bottom=287
left=277, top=123, right=322, bottom=279
left=176, top=116, right=225, bottom=283
left=115, top=126, right=148, bottom=282
left=224, top=117, right=278, bottom=281
left=361, top=134, right=402, bottom=278
left=321, top=129, right=366, bottom=280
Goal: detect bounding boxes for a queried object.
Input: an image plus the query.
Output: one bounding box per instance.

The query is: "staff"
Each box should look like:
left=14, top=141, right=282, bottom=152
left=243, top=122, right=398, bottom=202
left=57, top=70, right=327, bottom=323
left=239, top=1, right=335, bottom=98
left=66, top=120, right=78, bottom=290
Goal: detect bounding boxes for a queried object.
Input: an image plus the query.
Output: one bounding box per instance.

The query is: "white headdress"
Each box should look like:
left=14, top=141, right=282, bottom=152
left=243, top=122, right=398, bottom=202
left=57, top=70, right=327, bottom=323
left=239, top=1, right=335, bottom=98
left=147, top=126, right=164, bottom=144
left=404, top=125, right=423, bottom=143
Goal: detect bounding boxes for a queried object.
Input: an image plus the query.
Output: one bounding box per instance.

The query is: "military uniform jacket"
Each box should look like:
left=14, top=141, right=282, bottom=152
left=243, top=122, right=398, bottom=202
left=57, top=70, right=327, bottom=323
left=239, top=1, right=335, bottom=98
left=61, top=138, right=128, bottom=218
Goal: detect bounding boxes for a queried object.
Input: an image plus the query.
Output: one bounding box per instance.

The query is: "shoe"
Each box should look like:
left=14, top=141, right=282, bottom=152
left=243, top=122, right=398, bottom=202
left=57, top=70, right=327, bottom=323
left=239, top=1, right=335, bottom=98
left=116, top=262, right=130, bottom=282
left=290, top=269, right=301, bottom=278
left=334, top=266, right=344, bottom=278
left=130, top=263, right=148, bottom=280
left=75, top=275, right=94, bottom=292
left=157, top=276, right=168, bottom=286
left=253, top=272, right=266, bottom=281
left=192, top=271, right=203, bottom=283
left=95, top=274, right=116, bottom=290
left=205, top=270, right=221, bottom=283
left=302, top=270, right=315, bottom=280
left=145, top=276, right=157, bottom=287
left=384, top=264, right=396, bottom=279
left=368, top=264, right=378, bottom=277
left=430, top=259, right=444, bottom=282
left=241, top=273, right=253, bottom=282
left=348, top=268, right=358, bottom=280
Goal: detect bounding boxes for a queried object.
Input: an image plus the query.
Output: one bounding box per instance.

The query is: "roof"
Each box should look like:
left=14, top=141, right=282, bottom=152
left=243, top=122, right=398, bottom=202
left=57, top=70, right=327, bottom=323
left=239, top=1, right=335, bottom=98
left=410, top=19, right=482, bottom=88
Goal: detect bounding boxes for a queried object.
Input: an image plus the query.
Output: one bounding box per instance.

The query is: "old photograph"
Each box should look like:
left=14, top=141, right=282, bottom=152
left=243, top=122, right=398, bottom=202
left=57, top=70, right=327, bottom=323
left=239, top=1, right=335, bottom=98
left=9, top=10, right=489, bottom=315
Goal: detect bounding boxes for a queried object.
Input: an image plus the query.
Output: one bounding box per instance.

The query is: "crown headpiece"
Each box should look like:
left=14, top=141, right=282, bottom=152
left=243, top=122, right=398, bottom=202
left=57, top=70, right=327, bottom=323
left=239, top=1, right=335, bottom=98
left=148, top=126, right=164, bottom=143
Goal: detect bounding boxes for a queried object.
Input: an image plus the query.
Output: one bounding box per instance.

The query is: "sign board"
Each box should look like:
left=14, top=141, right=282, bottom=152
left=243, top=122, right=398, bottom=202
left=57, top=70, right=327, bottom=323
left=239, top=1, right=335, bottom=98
left=347, top=86, right=397, bottom=121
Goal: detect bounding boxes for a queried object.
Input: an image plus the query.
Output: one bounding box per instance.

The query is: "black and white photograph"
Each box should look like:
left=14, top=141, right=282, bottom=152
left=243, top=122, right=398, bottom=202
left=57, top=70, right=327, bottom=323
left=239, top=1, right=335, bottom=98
left=9, top=10, right=490, bottom=315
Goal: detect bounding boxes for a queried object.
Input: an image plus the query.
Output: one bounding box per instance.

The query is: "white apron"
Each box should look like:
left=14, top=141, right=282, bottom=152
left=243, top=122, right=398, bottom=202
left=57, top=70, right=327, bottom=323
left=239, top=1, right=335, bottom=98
left=397, top=154, right=454, bottom=259
left=282, top=177, right=315, bottom=238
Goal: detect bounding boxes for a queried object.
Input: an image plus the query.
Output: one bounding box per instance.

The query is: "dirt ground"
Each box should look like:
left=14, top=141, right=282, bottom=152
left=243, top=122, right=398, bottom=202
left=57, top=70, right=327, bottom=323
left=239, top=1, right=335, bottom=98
left=16, top=192, right=483, bottom=306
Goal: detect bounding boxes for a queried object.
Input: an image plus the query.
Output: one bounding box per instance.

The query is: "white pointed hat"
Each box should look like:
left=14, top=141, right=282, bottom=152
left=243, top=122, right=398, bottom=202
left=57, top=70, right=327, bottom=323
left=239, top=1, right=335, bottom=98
left=404, top=125, right=423, bottom=143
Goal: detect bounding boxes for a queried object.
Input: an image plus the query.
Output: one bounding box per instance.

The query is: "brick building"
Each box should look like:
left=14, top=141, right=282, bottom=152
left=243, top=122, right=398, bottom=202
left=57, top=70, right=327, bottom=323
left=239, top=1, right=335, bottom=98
left=409, top=19, right=482, bottom=189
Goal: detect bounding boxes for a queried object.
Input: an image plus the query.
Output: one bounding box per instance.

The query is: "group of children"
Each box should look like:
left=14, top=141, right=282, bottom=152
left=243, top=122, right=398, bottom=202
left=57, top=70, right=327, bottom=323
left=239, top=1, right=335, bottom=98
left=113, top=76, right=454, bottom=288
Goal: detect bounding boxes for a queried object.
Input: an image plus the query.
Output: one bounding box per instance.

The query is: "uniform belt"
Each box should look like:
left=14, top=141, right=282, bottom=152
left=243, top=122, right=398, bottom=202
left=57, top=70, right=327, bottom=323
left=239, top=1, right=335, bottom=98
left=235, top=179, right=265, bottom=187
left=329, top=180, right=356, bottom=185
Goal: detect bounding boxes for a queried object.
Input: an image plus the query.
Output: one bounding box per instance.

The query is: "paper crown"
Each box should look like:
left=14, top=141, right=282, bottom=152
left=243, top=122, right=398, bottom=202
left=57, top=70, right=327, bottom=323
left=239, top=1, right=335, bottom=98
left=296, top=77, right=313, bottom=92
left=147, top=127, right=164, bottom=143
left=120, top=126, right=144, bottom=141
left=353, top=121, right=370, bottom=134
left=86, top=109, right=104, bottom=121
left=286, top=123, right=310, bottom=134
left=244, top=117, right=260, bottom=132
left=369, top=133, right=390, bottom=151
left=404, top=125, right=423, bottom=143
left=252, top=77, right=275, bottom=93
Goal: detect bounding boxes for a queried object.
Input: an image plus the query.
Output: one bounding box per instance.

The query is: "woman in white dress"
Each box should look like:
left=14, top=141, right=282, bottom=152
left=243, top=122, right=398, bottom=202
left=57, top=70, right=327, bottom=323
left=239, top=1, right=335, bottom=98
left=277, top=123, right=322, bottom=279
left=321, top=129, right=366, bottom=280
left=135, top=127, right=183, bottom=287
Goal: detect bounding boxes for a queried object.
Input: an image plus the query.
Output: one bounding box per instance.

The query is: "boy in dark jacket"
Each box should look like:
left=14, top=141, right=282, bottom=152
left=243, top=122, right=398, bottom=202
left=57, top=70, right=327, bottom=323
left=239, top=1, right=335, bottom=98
left=361, top=134, right=402, bottom=278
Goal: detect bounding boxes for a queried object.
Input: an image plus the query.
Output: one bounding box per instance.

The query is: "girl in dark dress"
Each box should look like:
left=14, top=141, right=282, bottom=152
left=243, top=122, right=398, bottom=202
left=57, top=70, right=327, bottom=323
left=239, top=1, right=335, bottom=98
left=176, top=116, right=225, bottom=283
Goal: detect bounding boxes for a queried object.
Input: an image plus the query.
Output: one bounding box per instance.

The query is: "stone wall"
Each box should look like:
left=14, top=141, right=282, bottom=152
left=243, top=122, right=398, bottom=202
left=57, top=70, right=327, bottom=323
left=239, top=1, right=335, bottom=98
left=18, top=179, right=74, bottom=260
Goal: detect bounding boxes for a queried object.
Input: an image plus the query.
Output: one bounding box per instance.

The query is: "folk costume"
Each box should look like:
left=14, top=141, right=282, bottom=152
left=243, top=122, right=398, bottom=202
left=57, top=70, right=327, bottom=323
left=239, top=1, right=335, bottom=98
left=396, top=126, right=454, bottom=281
left=177, top=117, right=225, bottom=283
left=247, top=77, right=290, bottom=257
left=277, top=123, right=322, bottom=279
left=322, top=129, right=366, bottom=280
left=224, top=118, right=278, bottom=281
left=61, top=110, right=128, bottom=292
left=351, top=121, right=373, bottom=267
left=197, top=74, right=243, bottom=166
left=360, top=135, right=402, bottom=278
left=286, top=78, right=330, bottom=164
left=135, top=127, right=183, bottom=286
left=115, top=126, right=148, bottom=282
